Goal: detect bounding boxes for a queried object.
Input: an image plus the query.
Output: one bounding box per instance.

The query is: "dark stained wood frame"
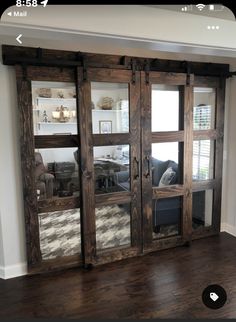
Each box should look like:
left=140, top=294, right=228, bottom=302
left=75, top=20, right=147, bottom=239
left=192, top=76, right=226, bottom=240
left=3, top=45, right=229, bottom=77
left=77, top=67, right=96, bottom=265
left=8, top=46, right=227, bottom=274
left=141, top=71, right=194, bottom=252
left=15, top=65, right=41, bottom=269
left=78, top=67, right=142, bottom=266
left=15, top=65, right=83, bottom=274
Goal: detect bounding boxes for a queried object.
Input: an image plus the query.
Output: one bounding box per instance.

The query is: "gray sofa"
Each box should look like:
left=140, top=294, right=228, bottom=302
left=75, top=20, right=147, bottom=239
left=151, top=157, right=181, bottom=232
left=117, top=157, right=181, bottom=232
left=117, top=157, right=205, bottom=232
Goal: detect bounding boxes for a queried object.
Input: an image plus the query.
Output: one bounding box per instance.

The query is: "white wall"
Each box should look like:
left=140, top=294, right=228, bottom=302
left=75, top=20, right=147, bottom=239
left=0, top=212, right=5, bottom=267
left=221, top=71, right=236, bottom=236
left=0, top=57, right=27, bottom=279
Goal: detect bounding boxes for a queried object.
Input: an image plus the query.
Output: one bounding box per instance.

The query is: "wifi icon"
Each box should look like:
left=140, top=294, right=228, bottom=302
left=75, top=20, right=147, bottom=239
left=196, top=4, right=206, bottom=11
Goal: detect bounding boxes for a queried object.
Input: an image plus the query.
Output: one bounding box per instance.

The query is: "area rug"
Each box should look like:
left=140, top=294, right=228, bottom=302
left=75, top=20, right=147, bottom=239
left=153, top=225, right=179, bottom=239
left=39, top=204, right=130, bottom=260
left=39, top=206, right=202, bottom=260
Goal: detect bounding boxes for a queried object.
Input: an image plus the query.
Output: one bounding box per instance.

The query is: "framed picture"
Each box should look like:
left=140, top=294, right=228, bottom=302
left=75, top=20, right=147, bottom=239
left=99, top=120, right=112, bottom=134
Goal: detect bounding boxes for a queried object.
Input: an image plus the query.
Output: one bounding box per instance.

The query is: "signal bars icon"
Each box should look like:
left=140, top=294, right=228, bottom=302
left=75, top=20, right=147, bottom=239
left=181, top=5, right=192, bottom=12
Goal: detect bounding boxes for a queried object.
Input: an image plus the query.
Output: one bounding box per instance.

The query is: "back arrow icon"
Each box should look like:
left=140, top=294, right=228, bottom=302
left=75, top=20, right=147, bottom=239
left=16, top=34, right=22, bottom=44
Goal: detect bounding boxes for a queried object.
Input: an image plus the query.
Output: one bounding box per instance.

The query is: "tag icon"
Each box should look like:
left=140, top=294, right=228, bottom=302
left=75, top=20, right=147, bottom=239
left=210, top=292, right=219, bottom=302
left=202, top=284, right=227, bottom=309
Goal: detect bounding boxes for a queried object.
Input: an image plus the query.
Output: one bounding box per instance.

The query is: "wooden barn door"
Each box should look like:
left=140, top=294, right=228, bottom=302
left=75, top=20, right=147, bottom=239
left=141, top=71, right=194, bottom=253
left=77, top=67, right=142, bottom=265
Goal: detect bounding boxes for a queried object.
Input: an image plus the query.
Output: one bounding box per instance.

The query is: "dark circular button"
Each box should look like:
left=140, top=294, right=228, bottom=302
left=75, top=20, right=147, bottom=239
left=202, top=284, right=227, bottom=309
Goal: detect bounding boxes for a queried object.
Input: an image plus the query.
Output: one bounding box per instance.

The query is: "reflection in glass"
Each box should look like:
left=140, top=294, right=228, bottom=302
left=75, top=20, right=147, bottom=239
left=152, top=85, right=180, bottom=132
left=192, top=190, right=213, bottom=230
left=32, top=81, right=77, bottom=136
left=193, top=87, right=216, bottom=130
left=193, top=140, right=214, bottom=181
left=96, top=204, right=130, bottom=251
left=152, top=142, right=181, bottom=187
left=39, top=208, right=81, bottom=260
left=94, top=145, right=130, bottom=194
left=152, top=197, right=182, bottom=239
left=91, top=82, right=129, bottom=134
left=35, top=148, right=80, bottom=200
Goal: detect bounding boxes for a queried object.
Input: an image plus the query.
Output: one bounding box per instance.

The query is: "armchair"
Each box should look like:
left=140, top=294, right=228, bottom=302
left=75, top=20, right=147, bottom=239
left=35, top=152, right=54, bottom=200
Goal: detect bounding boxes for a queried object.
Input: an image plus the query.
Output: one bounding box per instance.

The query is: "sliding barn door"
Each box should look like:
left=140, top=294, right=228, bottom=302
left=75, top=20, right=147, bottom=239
left=191, top=76, right=225, bottom=239
left=77, top=67, right=142, bottom=265
left=141, top=71, right=194, bottom=252
left=16, top=65, right=83, bottom=272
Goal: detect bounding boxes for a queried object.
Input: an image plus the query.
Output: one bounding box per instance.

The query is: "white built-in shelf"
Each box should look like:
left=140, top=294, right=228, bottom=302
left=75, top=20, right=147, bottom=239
left=37, top=122, right=77, bottom=125
left=92, top=109, right=127, bottom=113
left=36, top=97, right=76, bottom=103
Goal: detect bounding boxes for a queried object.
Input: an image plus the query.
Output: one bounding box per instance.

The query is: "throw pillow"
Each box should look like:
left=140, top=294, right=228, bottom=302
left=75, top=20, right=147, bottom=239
left=159, top=167, right=176, bottom=187
left=167, top=160, right=179, bottom=184
left=151, top=157, right=169, bottom=186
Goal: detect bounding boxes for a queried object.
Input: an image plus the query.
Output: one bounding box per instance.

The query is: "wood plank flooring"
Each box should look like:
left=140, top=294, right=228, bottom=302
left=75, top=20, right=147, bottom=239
left=0, top=232, right=236, bottom=319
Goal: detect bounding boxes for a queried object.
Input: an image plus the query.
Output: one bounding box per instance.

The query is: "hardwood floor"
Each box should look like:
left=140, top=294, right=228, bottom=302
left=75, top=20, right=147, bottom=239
left=0, top=232, right=236, bottom=319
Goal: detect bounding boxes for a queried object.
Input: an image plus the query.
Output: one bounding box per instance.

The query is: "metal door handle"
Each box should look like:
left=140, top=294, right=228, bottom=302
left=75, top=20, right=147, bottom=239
left=134, top=157, right=139, bottom=179
left=145, top=155, right=151, bottom=178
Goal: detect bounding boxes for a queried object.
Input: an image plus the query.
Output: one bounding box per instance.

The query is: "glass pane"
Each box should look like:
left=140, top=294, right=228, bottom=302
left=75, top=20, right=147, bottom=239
left=193, top=87, right=216, bottom=130
left=152, top=85, right=180, bottom=132
left=192, top=190, right=213, bottom=230
left=36, top=148, right=81, bottom=261
left=91, top=82, right=129, bottom=134
left=39, top=208, right=81, bottom=260
left=152, top=142, right=182, bottom=187
left=193, top=140, right=214, bottom=181
left=153, top=197, right=182, bottom=239
left=32, top=81, right=77, bottom=136
left=94, top=145, right=130, bottom=194
left=35, top=148, right=80, bottom=200
left=96, top=204, right=131, bottom=251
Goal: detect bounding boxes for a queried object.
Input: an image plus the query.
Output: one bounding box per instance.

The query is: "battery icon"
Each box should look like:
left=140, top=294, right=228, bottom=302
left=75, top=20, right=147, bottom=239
left=209, top=4, right=224, bottom=11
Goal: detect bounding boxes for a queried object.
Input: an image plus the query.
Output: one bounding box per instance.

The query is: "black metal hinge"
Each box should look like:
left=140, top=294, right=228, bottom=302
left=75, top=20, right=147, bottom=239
left=144, top=59, right=150, bottom=85
left=22, top=64, right=28, bottom=81
left=37, top=47, right=43, bottom=60
left=82, top=57, right=87, bottom=82
left=183, top=61, right=191, bottom=86
left=131, top=58, right=136, bottom=84
left=76, top=52, right=87, bottom=81
left=120, top=55, right=129, bottom=68
left=226, top=71, right=236, bottom=78
left=82, top=56, right=88, bottom=81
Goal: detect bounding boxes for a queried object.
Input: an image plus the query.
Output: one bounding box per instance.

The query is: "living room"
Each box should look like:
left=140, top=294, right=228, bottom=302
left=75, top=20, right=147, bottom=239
left=0, top=2, right=236, bottom=319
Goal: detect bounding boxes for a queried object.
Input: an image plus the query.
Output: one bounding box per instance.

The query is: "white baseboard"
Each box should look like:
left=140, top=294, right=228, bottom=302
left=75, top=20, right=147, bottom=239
left=0, top=224, right=235, bottom=280
left=221, top=222, right=236, bottom=237
left=0, top=262, right=27, bottom=280
left=0, top=266, right=5, bottom=280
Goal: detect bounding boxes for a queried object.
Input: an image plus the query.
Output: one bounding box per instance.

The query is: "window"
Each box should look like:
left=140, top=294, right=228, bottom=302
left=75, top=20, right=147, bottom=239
left=193, top=140, right=214, bottom=181
left=193, top=87, right=216, bottom=130
left=194, top=104, right=212, bottom=130
left=152, top=85, right=180, bottom=132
